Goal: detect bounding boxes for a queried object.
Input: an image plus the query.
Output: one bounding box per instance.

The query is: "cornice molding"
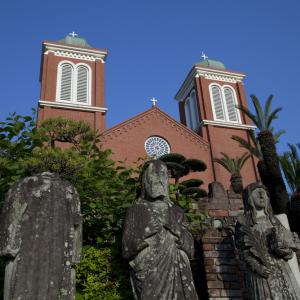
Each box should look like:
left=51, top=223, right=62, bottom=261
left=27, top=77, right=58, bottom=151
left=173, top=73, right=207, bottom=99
left=101, top=107, right=210, bottom=151
left=39, top=100, right=108, bottom=113
left=201, top=119, right=256, bottom=130
left=43, top=42, right=108, bottom=63
left=175, top=66, right=246, bottom=102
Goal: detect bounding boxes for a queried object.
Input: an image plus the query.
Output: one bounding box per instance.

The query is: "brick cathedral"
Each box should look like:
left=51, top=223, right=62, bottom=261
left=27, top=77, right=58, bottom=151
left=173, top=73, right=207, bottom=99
left=37, top=34, right=259, bottom=190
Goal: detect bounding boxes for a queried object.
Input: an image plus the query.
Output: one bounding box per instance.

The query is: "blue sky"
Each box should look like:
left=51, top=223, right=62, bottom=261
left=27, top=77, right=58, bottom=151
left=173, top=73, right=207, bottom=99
left=0, top=0, right=299, bottom=153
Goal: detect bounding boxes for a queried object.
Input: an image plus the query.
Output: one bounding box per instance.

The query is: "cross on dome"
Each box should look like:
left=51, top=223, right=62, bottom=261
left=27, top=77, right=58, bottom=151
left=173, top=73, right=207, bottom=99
left=201, top=51, right=208, bottom=60
left=69, top=31, right=78, bottom=38
left=151, top=98, right=158, bottom=107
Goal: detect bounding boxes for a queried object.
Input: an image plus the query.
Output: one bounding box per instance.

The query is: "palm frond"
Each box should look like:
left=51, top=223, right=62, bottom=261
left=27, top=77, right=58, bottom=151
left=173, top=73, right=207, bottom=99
left=237, top=104, right=259, bottom=128
left=214, top=152, right=250, bottom=175
left=280, top=144, right=300, bottom=193
left=232, top=132, right=262, bottom=160
left=266, top=107, right=283, bottom=130
left=264, top=95, right=274, bottom=125
left=273, top=129, right=285, bottom=144
left=250, top=94, right=265, bottom=129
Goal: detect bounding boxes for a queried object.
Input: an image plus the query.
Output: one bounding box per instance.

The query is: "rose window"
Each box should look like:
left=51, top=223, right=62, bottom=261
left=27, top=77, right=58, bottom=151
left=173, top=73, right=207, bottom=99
left=144, top=136, right=170, bottom=158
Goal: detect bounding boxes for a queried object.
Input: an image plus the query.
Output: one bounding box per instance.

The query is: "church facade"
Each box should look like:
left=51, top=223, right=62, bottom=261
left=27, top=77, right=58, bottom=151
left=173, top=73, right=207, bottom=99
left=37, top=34, right=259, bottom=190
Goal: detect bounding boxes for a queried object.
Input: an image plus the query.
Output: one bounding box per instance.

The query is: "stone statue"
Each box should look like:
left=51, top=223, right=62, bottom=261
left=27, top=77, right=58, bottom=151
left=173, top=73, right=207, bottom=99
left=122, top=160, right=198, bottom=300
left=235, top=182, right=300, bottom=299
left=0, top=172, right=82, bottom=300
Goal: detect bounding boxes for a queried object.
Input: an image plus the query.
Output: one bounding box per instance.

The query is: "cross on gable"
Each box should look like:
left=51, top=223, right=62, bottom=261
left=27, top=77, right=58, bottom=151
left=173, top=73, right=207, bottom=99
left=69, top=31, right=78, bottom=38
left=151, top=98, right=158, bottom=107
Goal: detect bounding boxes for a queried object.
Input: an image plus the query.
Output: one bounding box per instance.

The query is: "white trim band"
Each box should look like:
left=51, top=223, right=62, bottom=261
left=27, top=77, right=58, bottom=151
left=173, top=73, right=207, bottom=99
left=44, top=42, right=108, bottom=63
left=39, top=100, right=108, bottom=113
left=175, top=66, right=246, bottom=102
left=200, top=119, right=256, bottom=130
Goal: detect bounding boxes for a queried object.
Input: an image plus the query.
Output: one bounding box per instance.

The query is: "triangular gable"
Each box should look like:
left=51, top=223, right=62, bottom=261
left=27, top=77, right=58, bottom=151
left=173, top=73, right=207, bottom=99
left=101, top=107, right=210, bottom=150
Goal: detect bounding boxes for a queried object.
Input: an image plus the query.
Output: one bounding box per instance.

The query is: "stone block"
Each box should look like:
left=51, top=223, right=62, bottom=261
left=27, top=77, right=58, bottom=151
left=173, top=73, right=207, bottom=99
left=207, top=280, right=224, bottom=289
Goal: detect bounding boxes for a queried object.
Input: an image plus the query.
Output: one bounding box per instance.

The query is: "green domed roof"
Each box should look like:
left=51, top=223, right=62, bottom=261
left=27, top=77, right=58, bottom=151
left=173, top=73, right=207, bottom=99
left=198, top=59, right=226, bottom=70
left=58, top=33, right=91, bottom=48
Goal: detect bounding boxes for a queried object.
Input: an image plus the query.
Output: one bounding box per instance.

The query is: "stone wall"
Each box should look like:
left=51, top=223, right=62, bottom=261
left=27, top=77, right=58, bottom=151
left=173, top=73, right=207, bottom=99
left=199, top=182, right=245, bottom=300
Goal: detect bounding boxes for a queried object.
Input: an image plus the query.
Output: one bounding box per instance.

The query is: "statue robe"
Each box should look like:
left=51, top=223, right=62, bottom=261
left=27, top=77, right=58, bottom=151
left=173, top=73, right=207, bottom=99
left=235, top=214, right=300, bottom=300
left=0, top=173, right=82, bottom=300
left=122, top=199, right=198, bottom=300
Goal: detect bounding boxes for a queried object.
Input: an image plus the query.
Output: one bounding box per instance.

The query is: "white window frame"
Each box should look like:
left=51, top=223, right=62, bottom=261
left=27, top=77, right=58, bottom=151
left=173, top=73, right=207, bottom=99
left=56, top=60, right=92, bottom=105
left=209, top=83, right=241, bottom=123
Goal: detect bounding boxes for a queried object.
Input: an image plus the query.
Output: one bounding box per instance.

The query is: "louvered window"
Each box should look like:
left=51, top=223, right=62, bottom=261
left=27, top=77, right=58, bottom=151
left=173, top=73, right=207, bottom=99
left=76, top=66, right=89, bottom=103
left=224, top=87, right=238, bottom=122
left=211, top=85, right=225, bottom=120
left=210, top=85, right=240, bottom=123
left=59, top=63, right=73, bottom=101
left=56, top=62, right=91, bottom=105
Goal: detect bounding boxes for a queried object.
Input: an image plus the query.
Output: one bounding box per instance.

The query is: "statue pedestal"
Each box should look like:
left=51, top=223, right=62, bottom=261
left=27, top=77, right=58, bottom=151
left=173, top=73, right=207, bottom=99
left=276, top=213, right=300, bottom=288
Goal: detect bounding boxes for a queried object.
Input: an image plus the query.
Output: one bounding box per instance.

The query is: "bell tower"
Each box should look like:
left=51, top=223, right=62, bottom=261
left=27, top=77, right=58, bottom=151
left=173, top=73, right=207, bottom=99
left=175, top=56, right=259, bottom=188
left=37, top=33, right=108, bottom=132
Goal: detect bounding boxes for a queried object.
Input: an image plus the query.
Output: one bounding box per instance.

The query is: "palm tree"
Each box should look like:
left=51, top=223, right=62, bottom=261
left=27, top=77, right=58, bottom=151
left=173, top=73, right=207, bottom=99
left=213, top=152, right=250, bottom=194
left=232, top=129, right=285, bottom=198
left=280, top=144, right=300, bottom=195
left=238, top=94, right=289, bottom=214
left=280, top=144, right=300, bottom=233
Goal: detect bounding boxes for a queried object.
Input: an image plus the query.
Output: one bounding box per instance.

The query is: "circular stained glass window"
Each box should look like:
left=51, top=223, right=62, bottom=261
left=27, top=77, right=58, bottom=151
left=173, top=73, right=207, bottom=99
left=144, top=136, right=170, bottom=158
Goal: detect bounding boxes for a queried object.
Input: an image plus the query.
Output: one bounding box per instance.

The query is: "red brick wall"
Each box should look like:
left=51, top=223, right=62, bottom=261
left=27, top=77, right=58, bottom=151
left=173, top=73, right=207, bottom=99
left=101, top=108, right=214, bottom=190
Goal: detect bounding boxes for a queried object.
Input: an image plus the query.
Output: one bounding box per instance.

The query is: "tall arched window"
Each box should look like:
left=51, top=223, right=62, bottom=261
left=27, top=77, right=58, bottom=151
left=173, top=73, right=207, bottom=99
left=76, top=65, right=89, bottom=103
left=189, top=90, right=200, bottom=130
left=184, top=90, right=200, bottom=131
left=56, top=61, right=91, bottom=105
left=209, top=84, right=240, bottom=123
left=58, top=63, right=74, bottom=102
left=223, top=87, right=238, bottom=122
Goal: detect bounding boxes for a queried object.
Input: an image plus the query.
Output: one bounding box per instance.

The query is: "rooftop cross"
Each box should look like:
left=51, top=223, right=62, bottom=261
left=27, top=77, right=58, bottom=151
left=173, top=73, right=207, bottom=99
left=151, top=97, right=158, bottom=107
left=69, top=31, right=78, bottom=38
left=201, top=51, right=208, bottom=61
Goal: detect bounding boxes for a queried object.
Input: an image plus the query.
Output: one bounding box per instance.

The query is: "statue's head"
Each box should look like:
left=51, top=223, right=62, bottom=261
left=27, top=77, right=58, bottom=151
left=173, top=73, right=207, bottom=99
left=242, top=182, right=273, bottom=223
left=141, top=160, right=169, bottom=201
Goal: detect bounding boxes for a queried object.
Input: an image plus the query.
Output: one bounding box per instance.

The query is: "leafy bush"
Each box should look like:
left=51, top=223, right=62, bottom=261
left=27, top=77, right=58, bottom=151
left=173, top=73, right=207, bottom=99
left=76, top=246, right=130, bottom=300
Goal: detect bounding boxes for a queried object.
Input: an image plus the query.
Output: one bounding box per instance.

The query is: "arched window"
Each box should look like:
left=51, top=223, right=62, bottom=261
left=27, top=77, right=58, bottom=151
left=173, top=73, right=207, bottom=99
left=189, top=90, right=200, bottom=130
left=184, top=98, right=192, bottom=128
left=209, top=84, right=240, bottom=123
left=58, top=63, right=74, bottom=102
left=211, top=85, right=225, bottom=120
left=223, top=87, right=238, bottom=122
left=184, top=90, right=200, bottom=131
left=76, top=65, right=89, bottom=103
left=56, top=61, right=91, bottom=105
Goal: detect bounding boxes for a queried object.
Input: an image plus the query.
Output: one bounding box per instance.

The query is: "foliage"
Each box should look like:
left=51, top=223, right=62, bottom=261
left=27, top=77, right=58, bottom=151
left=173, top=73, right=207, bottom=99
left=38, top=117, right=94, bottom=150
left=213, top=152, right=250, bottom=176
left=213, top=152, right=250, bottom=193
left=0, top=114, right=138, bottom=299
left=236, top=94, right=289, bottom=213
left=238, top=94, right=282, bottom=131
left=160, top=153, right=207, bottom=198
left=232, top=129, right=284, bottom=161
left=168, top=184, right=208, bottom=236
left=0, top=110, right=43, bottom=207
left=280, top=144, right=300, bottom=194
left=76, top=246, right=131, bottom=300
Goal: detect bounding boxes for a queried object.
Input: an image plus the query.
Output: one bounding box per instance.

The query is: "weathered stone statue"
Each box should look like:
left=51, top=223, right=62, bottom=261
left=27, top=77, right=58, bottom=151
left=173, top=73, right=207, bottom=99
left=0, top=172, right=82, bottom=300
left=235, top=182, right=300, bottom=299
left=122, top=160, right=198, bottom=300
